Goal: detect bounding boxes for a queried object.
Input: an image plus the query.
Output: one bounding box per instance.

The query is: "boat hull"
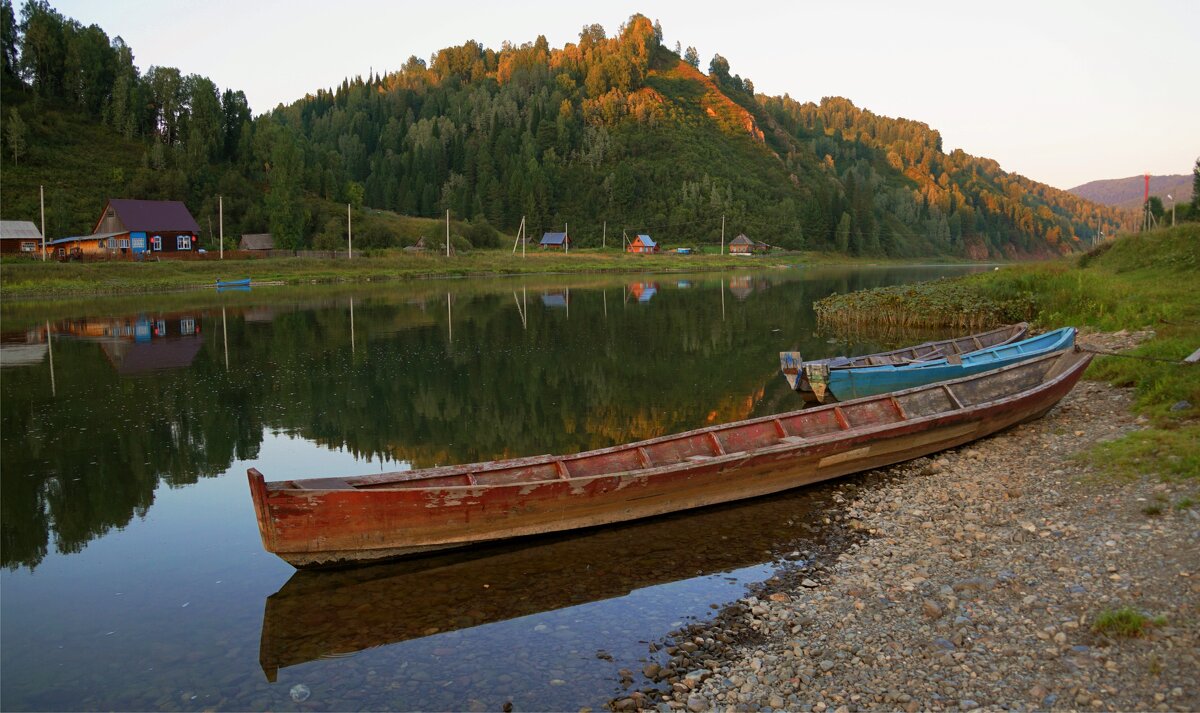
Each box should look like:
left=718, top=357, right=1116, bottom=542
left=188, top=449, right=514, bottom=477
left=781, top=322, right=1029, bottom=401
left=250, top=348, right=1090, bottom=568
left=822, top=327, right=1074, bottom=402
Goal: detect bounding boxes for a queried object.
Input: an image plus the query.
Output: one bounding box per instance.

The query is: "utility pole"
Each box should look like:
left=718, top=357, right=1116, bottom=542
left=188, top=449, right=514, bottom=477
left=40, top=185, right=45, bottom=261
left=565, top=222, right=569, bottom=253
left=603, top=220, right=606, bottom=249
left=347, top=203, right=353, bottom=259
left=219, top=195, right=224, bottom=260
left=1168, top=194, right=1175, bottom=226
left=721, top=214, right=725, bottom=255
left=445, top=209, right=450, bottom=257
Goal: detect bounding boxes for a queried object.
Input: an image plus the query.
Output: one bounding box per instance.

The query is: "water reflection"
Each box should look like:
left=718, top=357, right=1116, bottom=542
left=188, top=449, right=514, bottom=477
left=0, top=265, right=987, bottom=710
left=0, top=268, right=982, bottom=572
left=260, top=478, right=843, bottom=684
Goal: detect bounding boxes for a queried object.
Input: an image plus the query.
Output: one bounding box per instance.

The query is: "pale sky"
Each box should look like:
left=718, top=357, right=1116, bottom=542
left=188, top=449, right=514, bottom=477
left=43, top=0, right=1199, bottom=189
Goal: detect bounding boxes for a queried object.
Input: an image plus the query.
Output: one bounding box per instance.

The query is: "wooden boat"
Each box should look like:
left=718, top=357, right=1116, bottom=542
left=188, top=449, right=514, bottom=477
left=259, top=481, right=838, bottom=680
left=215, top=278, right=251, bottom=288
left=800, top=327, right=1074, bottom=403
left=781, top=322, right=1029, bottom=402
left=248, top=346, right=1091, bottom=568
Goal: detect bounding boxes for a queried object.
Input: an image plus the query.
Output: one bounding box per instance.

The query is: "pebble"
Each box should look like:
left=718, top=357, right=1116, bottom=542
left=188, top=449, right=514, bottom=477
left=673, top=367, right=1199, bottom=713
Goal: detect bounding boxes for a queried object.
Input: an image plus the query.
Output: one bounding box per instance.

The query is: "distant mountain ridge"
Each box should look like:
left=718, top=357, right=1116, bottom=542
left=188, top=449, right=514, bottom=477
left=1069, top=174, right=1193, bottom=211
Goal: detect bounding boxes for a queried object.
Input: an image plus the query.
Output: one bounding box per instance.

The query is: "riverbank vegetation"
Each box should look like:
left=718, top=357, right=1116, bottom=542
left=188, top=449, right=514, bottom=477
left=817, top=224, right=1199, bottom=480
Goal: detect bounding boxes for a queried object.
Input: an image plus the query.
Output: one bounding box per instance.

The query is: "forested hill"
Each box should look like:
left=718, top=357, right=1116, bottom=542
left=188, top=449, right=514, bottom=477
left=1, top=4, right=1131, bottom=258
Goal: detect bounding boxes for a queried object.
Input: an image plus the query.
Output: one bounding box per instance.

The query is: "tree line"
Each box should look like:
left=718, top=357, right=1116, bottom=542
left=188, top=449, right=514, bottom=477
left=0, top=1, right=1141, bottom=256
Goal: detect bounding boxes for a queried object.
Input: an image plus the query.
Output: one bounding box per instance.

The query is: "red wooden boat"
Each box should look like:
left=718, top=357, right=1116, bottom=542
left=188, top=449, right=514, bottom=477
left=249, top=347, right=1090, bottom=568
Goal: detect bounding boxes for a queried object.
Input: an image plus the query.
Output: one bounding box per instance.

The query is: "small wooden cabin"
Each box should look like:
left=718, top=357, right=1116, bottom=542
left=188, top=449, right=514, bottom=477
left=729, top=234, right=769, bottom=254
left=0, top=220, right=43, bottom=255
left=627, top=234, right=659, bottom=254
left=239, top=233, right=274, bottom=251
left=539, top=232, right=570, bottom=250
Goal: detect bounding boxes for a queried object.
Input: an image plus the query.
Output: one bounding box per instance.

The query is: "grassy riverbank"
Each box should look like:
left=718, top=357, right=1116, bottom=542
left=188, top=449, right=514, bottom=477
left=818, top=224, right=1200, bottom=479
left=0, top=248, right=985, bottom=300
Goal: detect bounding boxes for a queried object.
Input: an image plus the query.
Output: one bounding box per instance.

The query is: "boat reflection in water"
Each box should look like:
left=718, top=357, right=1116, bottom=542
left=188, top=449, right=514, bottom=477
left=259, top=478, right=849, bottom=682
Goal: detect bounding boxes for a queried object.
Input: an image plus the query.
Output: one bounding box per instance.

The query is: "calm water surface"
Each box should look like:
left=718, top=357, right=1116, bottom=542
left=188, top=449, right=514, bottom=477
left=0, top=266, right=984, bottom=711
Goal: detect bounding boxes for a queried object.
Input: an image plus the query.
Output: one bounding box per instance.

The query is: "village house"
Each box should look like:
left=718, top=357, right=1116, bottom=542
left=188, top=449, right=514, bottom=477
left=239, top=233, right=274, bottom=252
left=539, top=231, right=570, bottom=250
left=728, top=234, right=770, bottom=255
left=0, top=220, right=44, bottom=255
left=92, top=199, right=201, bottom=257
left=627, top=234, right=659, bottom=254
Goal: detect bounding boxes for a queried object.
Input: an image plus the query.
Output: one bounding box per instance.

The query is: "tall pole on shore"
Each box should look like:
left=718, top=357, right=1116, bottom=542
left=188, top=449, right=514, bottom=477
left=347, top=203, right=353, bottom=259
left=219, top=195, right=224, bottom=260
left=720, top=214, right=725, bottom=255
left=40, top=185, right=46, bottom=261
left=445, top=210, right=450, bottom=257
left=603, top=221, right=606, bottom=249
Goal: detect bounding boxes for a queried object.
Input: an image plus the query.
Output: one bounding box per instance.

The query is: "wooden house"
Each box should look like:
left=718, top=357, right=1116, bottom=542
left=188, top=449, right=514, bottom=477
left=627, top=234, right=659, bottom=254
left=539, top=232, right=570, bottom=250
left=728, top=234, right=769, bottom=254
left=728, top=234, right=753, bottom=254
left=92, top=199, right=202, bottom=256
left=0, top=220, right=43, bottom=255
left=45, top=233, right=121, bottom=260
left=239, top=233, right=274, bottom=251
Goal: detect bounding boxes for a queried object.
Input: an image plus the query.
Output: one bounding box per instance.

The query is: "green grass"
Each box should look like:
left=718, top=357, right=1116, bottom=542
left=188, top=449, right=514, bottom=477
left=812, top=225, right=1200, bottom=481
left=0, top=248, right=805, bottom=299
left=1091, top=607, right=1166, bottom=637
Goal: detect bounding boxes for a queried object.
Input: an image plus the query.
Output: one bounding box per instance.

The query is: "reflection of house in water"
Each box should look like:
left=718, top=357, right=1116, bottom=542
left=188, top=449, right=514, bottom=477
left=242, top=307, right=277, bottom=323
left=540, top=291, right=569, bottom=309
left=728, top=275, right=754, bottom=300
left=0, top=326, right=49, bottom=367
left=57, top=314, right=204, bottom=375
left=627, top=281, right=658, bottom=303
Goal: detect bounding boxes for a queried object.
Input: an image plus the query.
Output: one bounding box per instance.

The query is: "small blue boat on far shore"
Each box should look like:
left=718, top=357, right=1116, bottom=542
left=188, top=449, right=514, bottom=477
left=216, top=278, right=251, bottom=288
left=805, top=327, right=1077, bottom=402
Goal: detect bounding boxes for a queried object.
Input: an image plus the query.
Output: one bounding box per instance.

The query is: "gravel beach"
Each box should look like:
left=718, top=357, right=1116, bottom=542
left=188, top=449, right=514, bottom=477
left=621, top=333, right=1199, bottom=713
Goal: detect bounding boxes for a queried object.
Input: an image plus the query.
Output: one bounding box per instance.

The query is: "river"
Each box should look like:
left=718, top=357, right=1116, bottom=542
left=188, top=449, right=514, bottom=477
left=0, top=265, right=985, bottom=711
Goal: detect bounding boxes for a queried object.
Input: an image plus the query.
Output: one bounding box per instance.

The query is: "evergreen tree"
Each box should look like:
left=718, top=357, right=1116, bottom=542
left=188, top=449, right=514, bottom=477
left=6, top=106, right=27, bottom=164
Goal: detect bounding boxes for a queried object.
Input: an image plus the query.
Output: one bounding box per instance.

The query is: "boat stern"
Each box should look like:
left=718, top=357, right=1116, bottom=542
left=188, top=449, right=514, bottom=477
left=779, top=352, right=804, bottom=391
left=247, top=469, right=278, bottom=554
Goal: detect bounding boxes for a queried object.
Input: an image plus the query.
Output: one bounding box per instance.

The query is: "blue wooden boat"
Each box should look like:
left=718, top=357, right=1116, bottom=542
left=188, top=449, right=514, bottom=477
left=216, top=278, right=251, bottom=288
left=782, top=323, right=1029, bottom=402
left=807, top=327, right=1076, bottom=402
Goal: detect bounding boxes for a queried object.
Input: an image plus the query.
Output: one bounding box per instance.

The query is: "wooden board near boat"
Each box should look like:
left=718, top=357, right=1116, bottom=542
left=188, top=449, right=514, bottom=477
left=248, top=346, right=1092, bottom=569
left=781, top=322, right=1029, bottom=402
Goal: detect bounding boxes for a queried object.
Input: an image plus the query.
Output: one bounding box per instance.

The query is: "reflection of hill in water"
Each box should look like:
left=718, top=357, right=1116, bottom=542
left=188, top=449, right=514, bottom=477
left=260, top=480, right=843, bottom=681
left=1, top=268, right=978, bottom=570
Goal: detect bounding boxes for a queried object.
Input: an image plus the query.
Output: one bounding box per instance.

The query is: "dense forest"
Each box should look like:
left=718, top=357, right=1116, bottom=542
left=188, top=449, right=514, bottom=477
left=1, top=1, right=1136, bottom=257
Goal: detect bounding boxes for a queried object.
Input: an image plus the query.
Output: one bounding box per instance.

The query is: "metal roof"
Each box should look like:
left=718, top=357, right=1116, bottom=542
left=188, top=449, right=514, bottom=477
left=729, top=234, right=753, bottom=245
left=540, top=232, right=568, bottom=245
left=46, top=232, right=123, bottom=246
left=105, top=199, right=201, bottom=233
left=635, top=234, right=656, bottom=247
left=0, top=221, right=42, bottom=240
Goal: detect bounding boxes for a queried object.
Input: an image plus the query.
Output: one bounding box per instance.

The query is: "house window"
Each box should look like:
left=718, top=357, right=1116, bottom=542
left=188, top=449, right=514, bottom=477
left=180, top=318, right=195, bottom=335
left=132, top=236, right=145, bottom=250
left=118, top=238, right=130, bottom=249
left=177, top=235, right=192, bottom=250
left=151, top=236, right=162, bottom=251
left=20, top=241, right=36, bottom=252
left=156, top=319, right=166, bottom=336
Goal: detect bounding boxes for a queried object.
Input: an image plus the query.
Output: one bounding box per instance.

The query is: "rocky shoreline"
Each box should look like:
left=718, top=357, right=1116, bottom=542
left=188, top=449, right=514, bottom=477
left=617, top=334, right=1198, bottom=712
